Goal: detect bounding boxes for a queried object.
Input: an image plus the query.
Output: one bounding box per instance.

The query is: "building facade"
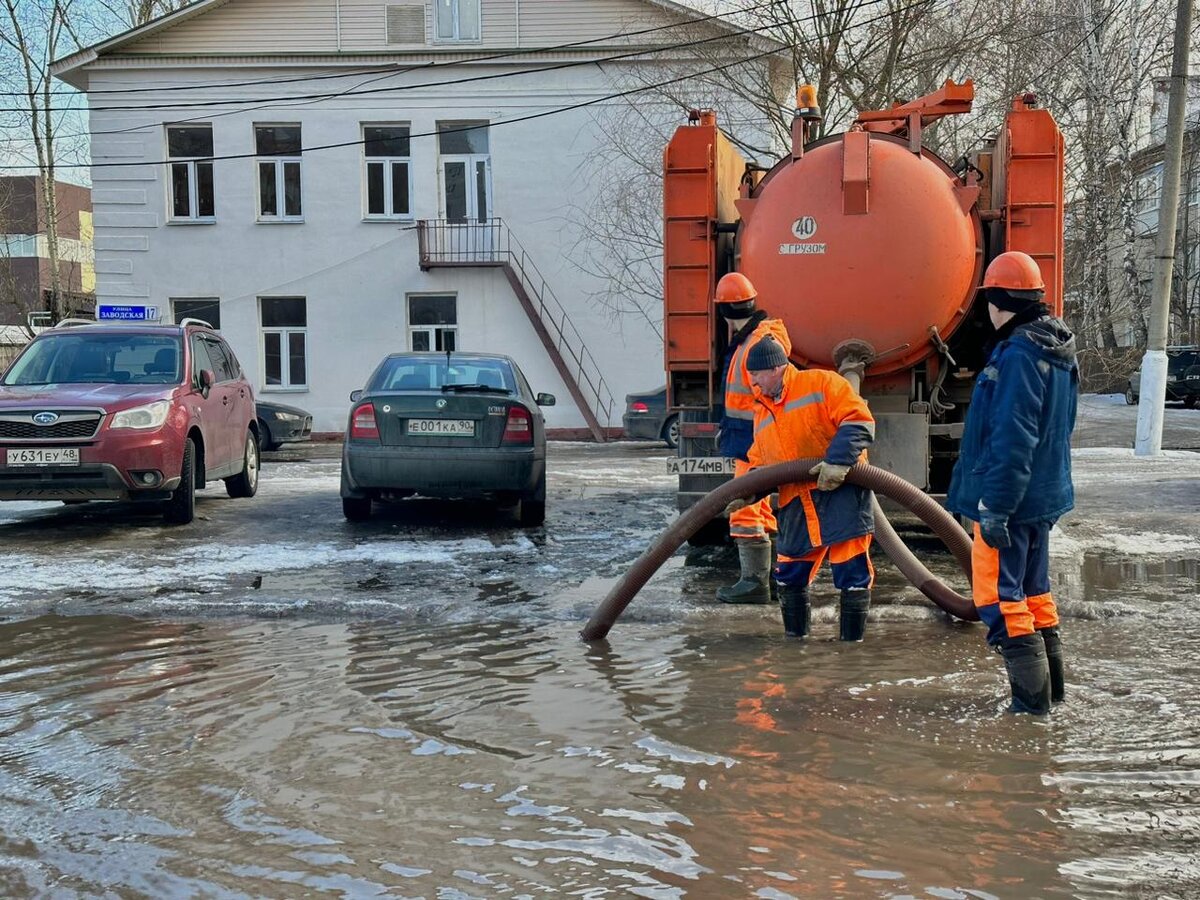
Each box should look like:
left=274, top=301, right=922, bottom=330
left=53, top=0, right=781, bottom=434
left=0, top=176, right=94, bottom=327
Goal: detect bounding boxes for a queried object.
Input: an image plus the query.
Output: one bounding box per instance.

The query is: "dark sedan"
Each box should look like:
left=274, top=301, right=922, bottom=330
left=622, top=386, right=679, bottom=448
left=256, top=399, right=313, bottom=451
left=340, top=353, right=554, bottom=525
left=1127, top=346, right=1200, bottom=408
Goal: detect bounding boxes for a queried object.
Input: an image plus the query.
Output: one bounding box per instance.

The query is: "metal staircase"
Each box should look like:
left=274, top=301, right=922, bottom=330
left=417, top=219, right=614, bottom=441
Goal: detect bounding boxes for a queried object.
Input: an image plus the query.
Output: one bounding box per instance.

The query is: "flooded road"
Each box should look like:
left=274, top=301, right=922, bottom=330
left=0, top=414, right=1198, bottom=897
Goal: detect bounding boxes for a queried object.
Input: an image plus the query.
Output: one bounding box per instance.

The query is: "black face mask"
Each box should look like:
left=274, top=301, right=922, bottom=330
left=718, top=300, right=756, bottom=319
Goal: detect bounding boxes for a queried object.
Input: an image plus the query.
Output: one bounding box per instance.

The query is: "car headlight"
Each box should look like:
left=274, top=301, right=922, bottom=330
left=273, top=410, right=302, bottom=421
left=110, top=400, right=171, bottom=430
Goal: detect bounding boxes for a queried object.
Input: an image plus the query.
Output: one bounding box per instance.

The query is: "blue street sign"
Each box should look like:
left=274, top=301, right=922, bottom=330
left=97, top=304, right=160, bottom=322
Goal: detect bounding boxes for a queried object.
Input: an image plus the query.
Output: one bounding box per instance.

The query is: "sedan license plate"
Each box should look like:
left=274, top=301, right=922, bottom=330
left=407, top=418, right=475, bottom=437
left=6, top=447, right=80, bottom=467
left=666, top=457, right=734, bottom=475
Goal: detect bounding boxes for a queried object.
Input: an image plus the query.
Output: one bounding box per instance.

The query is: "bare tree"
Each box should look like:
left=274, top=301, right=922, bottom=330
left=1, top=0, right=85, bottom=323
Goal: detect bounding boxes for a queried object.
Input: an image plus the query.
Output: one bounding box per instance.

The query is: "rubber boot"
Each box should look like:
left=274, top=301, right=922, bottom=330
left=838, top=589, right=870, bottom=642
left=997, top=634, right=1052, bottom=715
left=1039, top=627, right=1065, bottom=703
left=778, top=583, right=810, bottom=638
left=716, top=539, right=772, bottom=604
left=769, top=534, right=780, bottom=603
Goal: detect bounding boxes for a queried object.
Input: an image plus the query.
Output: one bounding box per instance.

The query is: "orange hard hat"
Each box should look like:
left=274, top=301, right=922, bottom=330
left=983, top=251, right=1045, bottom=292
left=714, top=272, right=757, bottom=304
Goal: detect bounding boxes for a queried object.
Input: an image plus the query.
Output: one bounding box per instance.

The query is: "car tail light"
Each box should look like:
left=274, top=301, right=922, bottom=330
left=502, top=405, right=533, bottom=445
left=630, top=401, right=649, bottom=413
left=350, top=403, right=379, bottom=440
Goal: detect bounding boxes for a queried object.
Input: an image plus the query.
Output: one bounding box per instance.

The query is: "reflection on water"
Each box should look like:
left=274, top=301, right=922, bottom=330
left=0, top=546, right=1197, bottom=898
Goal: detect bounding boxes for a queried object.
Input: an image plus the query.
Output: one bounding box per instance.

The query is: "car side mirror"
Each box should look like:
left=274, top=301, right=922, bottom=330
left=536, top=392, right=556, bottom=407
left=350, top=389, right=363, bottom=403
left=199, top=369, right=214, bottom=397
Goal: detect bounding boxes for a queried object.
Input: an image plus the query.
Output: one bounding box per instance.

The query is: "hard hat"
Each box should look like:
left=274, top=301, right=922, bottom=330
left=983, top=251, right=1045, bottom=292
left=714, top=272, right=757, bottom=305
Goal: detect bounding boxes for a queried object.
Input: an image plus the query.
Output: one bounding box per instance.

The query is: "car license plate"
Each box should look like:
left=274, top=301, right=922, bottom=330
left=6, top=447, right=80, bottom=467
left=666, top=457, right=734, bottom=475
left=407, top=418, right=475, bottom=437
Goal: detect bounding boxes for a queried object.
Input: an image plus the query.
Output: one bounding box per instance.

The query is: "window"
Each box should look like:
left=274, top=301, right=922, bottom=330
left=437, top=122, right=490, bottom=225
left=434, top=0, right=479, bottom=41
left=190, top=334, right=215, bottom=385
left=203, top=336, right=240, bottom=382
left=363, top=125, right=412, bottom=218
left=408, top=294, right=457, bottom=351
left=255, top=125, right=303, bottom=220
left=260, top=297, right=307, bottom=389
left=1134, top=168, right=1162, bottom=214
left=172, top=298, right=221, bottom=330
left=167, top=125, right=215, bottom=221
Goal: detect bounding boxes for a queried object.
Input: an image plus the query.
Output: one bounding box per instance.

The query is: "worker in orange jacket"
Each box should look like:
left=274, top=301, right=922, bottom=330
left=728, top=337, right=877, bottom=640
left=712, top=272, right=792, bottom=605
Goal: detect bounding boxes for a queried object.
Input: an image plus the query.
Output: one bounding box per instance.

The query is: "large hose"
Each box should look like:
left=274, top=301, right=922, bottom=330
left=581, top=459, right=978, bottom=642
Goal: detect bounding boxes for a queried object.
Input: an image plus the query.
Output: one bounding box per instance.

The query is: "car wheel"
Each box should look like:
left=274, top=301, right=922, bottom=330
left=662, top=414, right=680, bottom=450
left=343, top=496, right=372, bottom=521
left=163, top=438, right=196, bottom=525
left=1185, top=395, right=1198, bottom=409
left=258, top=418, right=281, bottom=452
left=1125, top=385, right=1137, bottom=405
left=225, top=430, right=260, bottom=498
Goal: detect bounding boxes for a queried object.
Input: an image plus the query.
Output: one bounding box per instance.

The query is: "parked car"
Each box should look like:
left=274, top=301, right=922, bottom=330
left=1126, top=346, right=1200, bottom=408
left=256, top=399, right=313, bottom=451
left=622, top=385, right=679, bottom=448
left=340, top=352, right=554, bottom=525
left=0, top=319, right=259, bottom=524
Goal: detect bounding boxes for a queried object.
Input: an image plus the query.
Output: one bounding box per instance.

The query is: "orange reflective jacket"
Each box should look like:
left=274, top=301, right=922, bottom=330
left=748, top=366, right=875, bottom=554
left=724, top=318, right=791, bottom=422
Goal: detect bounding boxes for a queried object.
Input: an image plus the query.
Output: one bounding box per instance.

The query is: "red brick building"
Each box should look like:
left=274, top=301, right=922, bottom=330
left=0, top=176, right=94, bottom=326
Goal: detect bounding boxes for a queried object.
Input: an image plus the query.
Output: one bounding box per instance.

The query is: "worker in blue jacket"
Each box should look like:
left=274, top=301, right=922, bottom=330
left=947, top=251, right=1078, bottom=715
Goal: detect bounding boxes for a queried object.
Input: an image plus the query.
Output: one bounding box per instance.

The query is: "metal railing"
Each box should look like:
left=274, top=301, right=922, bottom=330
left=417, top=218, right=615, bottom=431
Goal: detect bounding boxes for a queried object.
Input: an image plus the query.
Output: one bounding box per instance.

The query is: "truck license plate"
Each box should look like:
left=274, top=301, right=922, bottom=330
left=666, top=457, right=734, bottom=475
left=407, top=418, right=475, bottom=436
left=6, top=447, right=80, bottom=467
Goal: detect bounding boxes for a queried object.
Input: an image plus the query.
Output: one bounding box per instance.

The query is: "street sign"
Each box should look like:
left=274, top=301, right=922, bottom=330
left=97, top=304, right=160, bottom=322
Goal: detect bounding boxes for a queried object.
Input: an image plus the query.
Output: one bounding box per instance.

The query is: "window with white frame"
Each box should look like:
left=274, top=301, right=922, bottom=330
left=167, top=125, right=215, bottom=221
left=435, top=0, right=480, bottom=41
left=408, top=294, right=457, bottom=351
left=363, top=125, right=412, bottom=218
left=260, top=297, right=307, bottom=389
left=255, top=125, right=302, bottom=220
left=1134, top=168, right=1162, bottom=214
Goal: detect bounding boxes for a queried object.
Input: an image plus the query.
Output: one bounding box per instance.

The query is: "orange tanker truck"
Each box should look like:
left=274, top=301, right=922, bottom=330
left=663, top=80, right=1064, bottom=540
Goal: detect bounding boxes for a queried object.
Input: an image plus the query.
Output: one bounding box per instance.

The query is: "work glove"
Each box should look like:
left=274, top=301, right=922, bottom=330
left=977, top=505, right=1011, bottom=550
left=808, top=461, right=851, bottom=492
left=723, top=497, right=751, bottom=516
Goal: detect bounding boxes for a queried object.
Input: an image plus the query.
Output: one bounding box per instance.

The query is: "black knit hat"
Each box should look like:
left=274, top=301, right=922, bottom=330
left=746, top=338, right=788, bottom=371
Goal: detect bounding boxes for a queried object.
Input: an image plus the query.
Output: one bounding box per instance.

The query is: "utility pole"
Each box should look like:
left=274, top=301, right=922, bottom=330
left=1136, top=0, right=1193, bottom=455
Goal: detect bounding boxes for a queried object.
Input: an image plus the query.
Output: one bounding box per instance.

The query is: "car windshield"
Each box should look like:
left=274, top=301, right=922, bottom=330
left=369, top=356, right=515, bottom=393
left=1168, top=350, right=1199, bottom=375
left=2, top=332, right=184, bottom=386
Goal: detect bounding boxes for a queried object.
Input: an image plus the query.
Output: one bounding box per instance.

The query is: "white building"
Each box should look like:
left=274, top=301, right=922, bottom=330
left=52, top=0, right=783, bottom=436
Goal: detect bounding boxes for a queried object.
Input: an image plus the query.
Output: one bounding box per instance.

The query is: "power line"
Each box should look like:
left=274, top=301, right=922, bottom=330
left=0, top=0, right=934, bottom=173
left=0, top=6, right=806, bottom=116
left=0, top=0, right=790, bottom=99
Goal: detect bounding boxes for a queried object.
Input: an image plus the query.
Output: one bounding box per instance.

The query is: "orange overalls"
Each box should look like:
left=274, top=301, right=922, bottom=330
left=722, top=317, right=791, bottom=541
left=748, top=366, right=876, bottom=590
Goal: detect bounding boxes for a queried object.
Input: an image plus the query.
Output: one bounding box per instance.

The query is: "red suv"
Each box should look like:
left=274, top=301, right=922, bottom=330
left=0, top=320, right=259, bottom=524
